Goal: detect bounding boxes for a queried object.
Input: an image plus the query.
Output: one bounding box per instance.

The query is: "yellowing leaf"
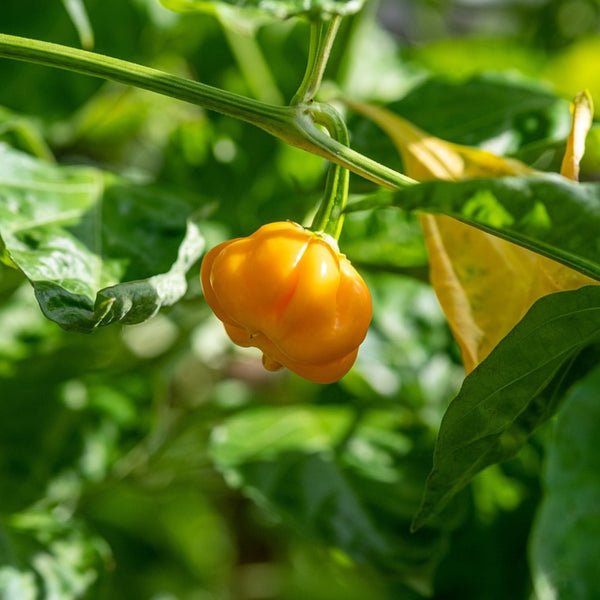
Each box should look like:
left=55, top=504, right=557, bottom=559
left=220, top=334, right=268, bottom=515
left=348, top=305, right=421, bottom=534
left=560, top=90, right=594, bottom=181
left=346, top=100, right=535, bottom=182
left=348, top=99, right=598, bottom=373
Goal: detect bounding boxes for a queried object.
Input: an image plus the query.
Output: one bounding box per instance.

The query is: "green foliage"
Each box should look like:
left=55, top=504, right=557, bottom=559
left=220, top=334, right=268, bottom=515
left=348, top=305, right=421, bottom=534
left=0, top=143, right=205, bottom=331
left=349, top=174, right=600, bottom=280
left=0, top=1, right=598, bottom=599
left=349, top=74, right=571, bottom=163
left=211, top=405, right=461, bottom=595
left=378, top=75, right=569, bottom=153
left=413, top=285, right=600, bottom=530
left=530, top=366, right=600, bottom=600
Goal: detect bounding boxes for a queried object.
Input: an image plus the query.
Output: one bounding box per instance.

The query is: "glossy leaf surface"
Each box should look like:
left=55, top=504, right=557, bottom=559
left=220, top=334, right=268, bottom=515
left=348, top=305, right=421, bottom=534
left=0, top=143, right=205, bottom=332
left=412, top=285, right=600, bottom=529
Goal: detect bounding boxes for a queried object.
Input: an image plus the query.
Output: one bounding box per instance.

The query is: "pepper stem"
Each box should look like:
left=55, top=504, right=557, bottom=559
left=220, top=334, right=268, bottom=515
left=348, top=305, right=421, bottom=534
left=291, top=16, right=342, bottom=105
left=310, top=103, right=350, bottom=240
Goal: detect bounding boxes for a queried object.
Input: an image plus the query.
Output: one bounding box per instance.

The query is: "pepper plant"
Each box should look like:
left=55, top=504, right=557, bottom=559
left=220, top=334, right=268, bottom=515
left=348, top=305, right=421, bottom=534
left=0, top=0, right=599, bottom=598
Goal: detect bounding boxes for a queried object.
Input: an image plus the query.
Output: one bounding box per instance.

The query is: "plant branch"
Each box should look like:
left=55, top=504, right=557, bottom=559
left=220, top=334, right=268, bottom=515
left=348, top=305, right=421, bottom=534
left=291, top=16, right=341, bottom=104
left=0, top=33, right=415, bottom=190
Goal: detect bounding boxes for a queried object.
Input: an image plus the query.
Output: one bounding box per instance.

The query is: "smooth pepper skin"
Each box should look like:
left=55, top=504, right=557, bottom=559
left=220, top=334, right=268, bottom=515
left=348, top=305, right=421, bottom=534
left=200, top=221, right=372, bottom=384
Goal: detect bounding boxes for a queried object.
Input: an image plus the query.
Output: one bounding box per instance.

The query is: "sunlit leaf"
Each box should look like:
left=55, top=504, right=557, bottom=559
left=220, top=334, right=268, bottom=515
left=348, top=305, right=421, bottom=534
left=530, top=366, right=600, bottom=600
left=411, top=285, right=600, bottom=530
left=348, top=100, right=597, bottom=372
left=0, top=143, right=205, bottom=332
left=346, top=99, right=535, bottom=182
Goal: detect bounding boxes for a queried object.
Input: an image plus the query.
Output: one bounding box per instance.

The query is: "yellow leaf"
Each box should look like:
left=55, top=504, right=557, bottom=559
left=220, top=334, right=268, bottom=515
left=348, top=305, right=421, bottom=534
left=348, top=98, right=598, bottom=373
left=560, top=90, right=594, bottom=181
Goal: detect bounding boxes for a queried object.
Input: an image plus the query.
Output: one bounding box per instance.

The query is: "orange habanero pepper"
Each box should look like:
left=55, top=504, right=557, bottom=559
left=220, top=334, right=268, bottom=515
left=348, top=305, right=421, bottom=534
left=200, top=221, right=372, bottom=384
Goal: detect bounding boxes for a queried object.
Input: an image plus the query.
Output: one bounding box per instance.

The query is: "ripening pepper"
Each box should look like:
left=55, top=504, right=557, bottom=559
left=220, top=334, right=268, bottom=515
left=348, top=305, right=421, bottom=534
left=200, top=221, right=372, bottom=384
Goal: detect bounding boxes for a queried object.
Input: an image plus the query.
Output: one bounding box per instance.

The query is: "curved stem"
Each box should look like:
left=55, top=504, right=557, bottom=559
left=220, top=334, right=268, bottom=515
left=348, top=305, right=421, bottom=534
left=0, top=33, right=416, bottom=190
left=310, top=104, right=349, bottom=239
left=291, top=16, right=341, bottom=104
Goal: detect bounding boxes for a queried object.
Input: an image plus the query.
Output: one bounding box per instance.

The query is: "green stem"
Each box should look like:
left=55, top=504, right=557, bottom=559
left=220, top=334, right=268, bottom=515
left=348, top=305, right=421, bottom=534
left=0, top=33, right=416, bottom=190
left=310, top=104, right=349, bottom=239
left=0, top=34, right=285, bottom=132
left=291, top=16, right=341, bottom=104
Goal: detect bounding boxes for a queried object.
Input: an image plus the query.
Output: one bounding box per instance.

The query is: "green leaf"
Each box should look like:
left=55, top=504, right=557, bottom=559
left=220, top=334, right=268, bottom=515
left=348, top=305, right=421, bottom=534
left=160, top=0, right=366, bottom=25
left=349, top=75, right=570, bottom=174
left=530, top=366, right=600, bottom=600
left=340, top=209, right=428, bottom=277
left=374, top=75, right=569, bottom=153
left=211, top=406, right=464, bottom=594
left=412, top=285, right=600, bottom=530
left=0, top=143, right=205, bottom=332
left=349, top=174, right=600, bottom=281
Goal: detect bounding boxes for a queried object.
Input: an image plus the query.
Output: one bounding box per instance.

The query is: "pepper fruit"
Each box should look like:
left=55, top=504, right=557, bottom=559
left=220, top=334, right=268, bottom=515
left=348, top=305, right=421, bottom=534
left=200, top=221, right=372, bottom=384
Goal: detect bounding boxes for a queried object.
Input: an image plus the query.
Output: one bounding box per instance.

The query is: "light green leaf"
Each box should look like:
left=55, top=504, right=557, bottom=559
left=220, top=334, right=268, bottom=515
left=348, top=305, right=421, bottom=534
left=412, top=285, right=600, bottom=530
left=530, top=366, right=600, bottom=600
left=348, top=174, right=600, bottom=281
left=0, top=143, right=205, bottom=332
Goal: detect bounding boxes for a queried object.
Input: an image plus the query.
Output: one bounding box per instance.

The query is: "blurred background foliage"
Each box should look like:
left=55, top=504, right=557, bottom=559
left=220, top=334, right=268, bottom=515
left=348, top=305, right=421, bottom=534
left=0, top=0, right=599, bottom=598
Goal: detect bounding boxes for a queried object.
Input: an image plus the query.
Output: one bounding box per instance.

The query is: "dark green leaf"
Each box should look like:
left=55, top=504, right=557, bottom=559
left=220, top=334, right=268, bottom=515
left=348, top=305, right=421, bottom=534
left=389, top=75, right=569, bottom=152
left=348, top=174, right=600, bottom=280
left=412, top=285, right=600, bottom=530
left=529, top=365, right=600, bottom=599
left=211, top=406, right=464, bottom=594
left=349, top=75, right=570, bottom=178
left=0, top=143, right=205, bottom=332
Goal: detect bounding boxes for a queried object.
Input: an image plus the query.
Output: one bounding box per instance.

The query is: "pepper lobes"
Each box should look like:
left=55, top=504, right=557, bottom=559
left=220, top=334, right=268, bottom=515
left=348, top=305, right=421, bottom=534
left=200, top=221, right=372, bottom=384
